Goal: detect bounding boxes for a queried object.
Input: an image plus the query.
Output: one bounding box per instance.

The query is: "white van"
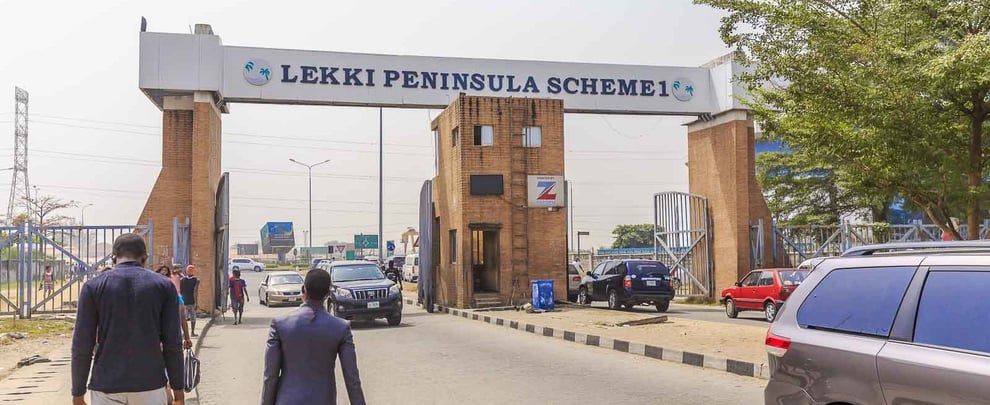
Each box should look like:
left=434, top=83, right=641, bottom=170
left=402, top=254, right=420, bottom=282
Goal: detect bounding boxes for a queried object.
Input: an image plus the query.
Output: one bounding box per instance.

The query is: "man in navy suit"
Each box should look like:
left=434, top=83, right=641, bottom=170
left=261, top=270, right=366, bottom=405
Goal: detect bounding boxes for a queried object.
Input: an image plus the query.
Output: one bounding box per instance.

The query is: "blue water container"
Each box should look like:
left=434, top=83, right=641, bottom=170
left=531, top=279, right=555, bottom=311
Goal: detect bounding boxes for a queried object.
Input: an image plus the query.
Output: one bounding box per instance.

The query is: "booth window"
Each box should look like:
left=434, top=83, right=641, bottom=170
left=474, top=125, right=493, bottom=146
left=523, top=126, right=541, bottom=147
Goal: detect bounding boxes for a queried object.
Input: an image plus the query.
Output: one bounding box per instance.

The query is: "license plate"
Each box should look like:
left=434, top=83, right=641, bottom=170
left=646, top=280, right=657, bottom=287
left=290, top=298, right=299, bottom=302
left=367, top=301, right=380, bottom=309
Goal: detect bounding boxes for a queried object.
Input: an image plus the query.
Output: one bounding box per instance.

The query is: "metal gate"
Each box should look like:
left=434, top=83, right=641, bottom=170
left=0, top=222, right=152, bottom=318
left=215, top=172, right=230, bottom=314
left=653, top=192, right=712, bottom=297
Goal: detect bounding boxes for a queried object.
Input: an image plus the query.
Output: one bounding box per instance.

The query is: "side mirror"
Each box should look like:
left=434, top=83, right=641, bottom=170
left=590, top=273, right=598, bottom=279
left=735, top=282, right=742, bottom=287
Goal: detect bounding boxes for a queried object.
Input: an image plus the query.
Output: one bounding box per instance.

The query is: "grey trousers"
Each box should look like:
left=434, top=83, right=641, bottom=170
left=91, top=387, right=167, bottom=405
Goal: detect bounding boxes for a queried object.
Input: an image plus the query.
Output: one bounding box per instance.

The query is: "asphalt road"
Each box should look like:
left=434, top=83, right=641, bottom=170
left=197, top=271, right=765, bottom=405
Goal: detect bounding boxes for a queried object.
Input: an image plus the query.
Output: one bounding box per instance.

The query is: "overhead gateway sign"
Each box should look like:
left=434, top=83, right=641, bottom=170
left=139, top=32, right=718, bottom=115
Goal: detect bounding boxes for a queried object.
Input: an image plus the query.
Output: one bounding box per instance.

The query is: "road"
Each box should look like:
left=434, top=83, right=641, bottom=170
left=197, top=271, right=765, bottom=405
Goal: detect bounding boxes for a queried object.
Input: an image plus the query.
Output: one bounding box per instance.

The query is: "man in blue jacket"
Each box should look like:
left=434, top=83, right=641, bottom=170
left=261, top=270, right=366, bottom=405
left=71, top=233, right=184, bottom=405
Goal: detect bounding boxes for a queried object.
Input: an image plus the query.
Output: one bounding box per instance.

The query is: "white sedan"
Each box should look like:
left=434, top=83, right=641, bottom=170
left=230, top=258, right=265, bottom=272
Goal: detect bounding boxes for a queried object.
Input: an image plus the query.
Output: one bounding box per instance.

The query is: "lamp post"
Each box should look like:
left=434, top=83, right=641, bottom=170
left=577, top=231, right=590, bottom=263
left=80, top=203, right=93, bottom=227
left=289, top=158, right=332, bottom=260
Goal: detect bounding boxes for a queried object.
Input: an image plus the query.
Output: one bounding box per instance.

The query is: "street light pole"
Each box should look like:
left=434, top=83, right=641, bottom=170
left=80, top=203, right=93, bottom=227
left=379, top=107, right=384, bottom=263
left=577, top=231, right=590, bottom=263
left=289, top=158, right=332, bottom=260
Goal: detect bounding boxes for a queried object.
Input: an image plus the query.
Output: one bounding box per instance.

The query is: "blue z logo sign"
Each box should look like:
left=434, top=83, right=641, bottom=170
left=537, top=181, right=557, bottom=201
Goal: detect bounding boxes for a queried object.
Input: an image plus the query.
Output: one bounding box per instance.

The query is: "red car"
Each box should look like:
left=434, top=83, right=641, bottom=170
left=720, top=268, right=807, bottom=322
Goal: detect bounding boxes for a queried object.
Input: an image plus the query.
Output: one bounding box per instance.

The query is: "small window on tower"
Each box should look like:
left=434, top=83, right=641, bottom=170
left=452, top=127, right=459, bottom=147
left=474, top=125, right=493, bottom=146
left=523, top=126, right=542, bottom=147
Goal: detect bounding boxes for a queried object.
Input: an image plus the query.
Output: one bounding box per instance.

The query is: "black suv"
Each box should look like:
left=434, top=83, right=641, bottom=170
left=575, top=259, right=675, bottom=312
left=319, top=260, right=403, bottom=326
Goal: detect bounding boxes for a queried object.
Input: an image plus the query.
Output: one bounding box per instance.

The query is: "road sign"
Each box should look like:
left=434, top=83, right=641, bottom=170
left=386, top=240, right=395, bottom=252
left=354, top=234, right=379, bottom=250
left=334, top=244, right=347, bottom=254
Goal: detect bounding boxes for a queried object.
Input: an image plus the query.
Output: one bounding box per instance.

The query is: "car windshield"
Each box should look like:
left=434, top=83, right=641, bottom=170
left=332, top=264, right=385, bottom=282
left=270, top=274, right=303, bottom=285
left=627, top=262, right=670, bottom=276
left=778, top=270, right=807, bottom=286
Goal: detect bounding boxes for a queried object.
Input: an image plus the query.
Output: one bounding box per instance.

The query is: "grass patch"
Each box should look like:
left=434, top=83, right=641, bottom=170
left=681, top=296, right=718, bottom=306
left=0, top=318, right=73, bottom=343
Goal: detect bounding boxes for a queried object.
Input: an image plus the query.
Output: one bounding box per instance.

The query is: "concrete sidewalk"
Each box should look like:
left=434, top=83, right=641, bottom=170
left=401, top=292, right=771, bottom=379
left=0, top=318, right=214, bottom=404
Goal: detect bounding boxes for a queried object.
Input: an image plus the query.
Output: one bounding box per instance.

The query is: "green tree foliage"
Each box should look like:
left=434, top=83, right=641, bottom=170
left=611, top=224, right=655, bottom=248
left=698, top=0, right=990, bottom=239
left=757, top=151, right=894, bottom=225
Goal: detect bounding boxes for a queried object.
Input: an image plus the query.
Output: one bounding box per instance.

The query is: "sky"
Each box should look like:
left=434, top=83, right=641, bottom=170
left=0, top=0, right=731, bottom=249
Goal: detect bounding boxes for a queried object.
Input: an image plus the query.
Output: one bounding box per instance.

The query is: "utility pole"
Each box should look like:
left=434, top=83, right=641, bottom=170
left=81, top=203, right=93, bottom=227
left=7, top=87, right=31, bottom=225
left=577, top=231, right=590, bottom=263
left=378, top=107, right=384, bottom=263
left=289, top=158, right=331, bottom=260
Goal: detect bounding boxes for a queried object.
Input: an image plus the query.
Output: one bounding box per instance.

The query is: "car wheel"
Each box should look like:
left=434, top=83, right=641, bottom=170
left=655, top=300, right=670, bottom=313
left=725, top=298, right=739, bottom=318
left=764, top=301, right=778, bottom=322
left=576, top=287, right=590, bottom=305
left=607, top=289, right=621, bottom=310
left=254, top=266, right=261, bottom=272
left=387, top=312, right=402, bottom=327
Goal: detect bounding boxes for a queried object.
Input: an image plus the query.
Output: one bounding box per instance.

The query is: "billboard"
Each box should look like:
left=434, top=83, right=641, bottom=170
left=235, top=243, right=259, bottom=256
left=260, top=222, right=295, bottom=254
left=528, top=175, right=566, bottom=207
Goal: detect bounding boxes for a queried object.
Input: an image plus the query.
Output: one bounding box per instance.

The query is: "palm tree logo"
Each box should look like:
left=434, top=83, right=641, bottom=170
left=672, top=78, right=695, bottom=102
left=243, top=59, right=273, bottom=86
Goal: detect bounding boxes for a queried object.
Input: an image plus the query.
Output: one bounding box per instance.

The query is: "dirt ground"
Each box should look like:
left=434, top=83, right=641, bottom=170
left=0, top=317, right=73, bottom=381
left=466, top=304, right=768, bottom=367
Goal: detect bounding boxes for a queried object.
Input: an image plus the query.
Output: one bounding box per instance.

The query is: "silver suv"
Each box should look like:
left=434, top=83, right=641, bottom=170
left=765, top=242, right=990, bottom=405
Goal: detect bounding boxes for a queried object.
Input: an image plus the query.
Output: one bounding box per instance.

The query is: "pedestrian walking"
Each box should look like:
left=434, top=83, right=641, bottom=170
left=170, top=265, right=183, bottom=294
left=71, top=233, right=185, bottom=405
left=229, top=269, right=249, bottom=325
left=39, top=265, right=54, bottom=297
left=261, top=270, right=366, bottom=405
left=179, top=265, right=200, bottom=336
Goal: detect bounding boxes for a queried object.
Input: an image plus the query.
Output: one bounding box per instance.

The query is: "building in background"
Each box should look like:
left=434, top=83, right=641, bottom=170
left=430, top=95, right=567, bottom=308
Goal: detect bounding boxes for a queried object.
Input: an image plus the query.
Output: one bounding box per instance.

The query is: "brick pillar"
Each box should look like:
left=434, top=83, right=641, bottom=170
left=139, top=92, right=222, bottom=312
left=687, top=110, right=774, bottom=297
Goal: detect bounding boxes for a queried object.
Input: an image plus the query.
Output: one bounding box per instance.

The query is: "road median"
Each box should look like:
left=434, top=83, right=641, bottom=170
left=402, top=293, right=770, bottom=379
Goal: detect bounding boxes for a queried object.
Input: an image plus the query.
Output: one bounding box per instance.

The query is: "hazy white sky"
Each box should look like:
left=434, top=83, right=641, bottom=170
left=0, top=0, right=730, bottom=249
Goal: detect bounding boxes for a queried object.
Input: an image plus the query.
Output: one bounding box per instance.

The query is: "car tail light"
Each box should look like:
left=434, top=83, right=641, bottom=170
left=572, top=275, right=581, bottom=282
left=765, top=328, right=791, bottom=358
left=623, top=276, right=632, bottom=289
left=780, top=287, right=794, bottom=299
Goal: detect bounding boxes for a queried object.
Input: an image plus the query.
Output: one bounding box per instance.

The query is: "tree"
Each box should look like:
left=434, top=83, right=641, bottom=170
left=698, top=0, right=990, bottom=239
left=24, top=193, right=76, bottom=228
left=757, top=151, right=894, bottom=224
left=611, top=224, right=655, bottom=248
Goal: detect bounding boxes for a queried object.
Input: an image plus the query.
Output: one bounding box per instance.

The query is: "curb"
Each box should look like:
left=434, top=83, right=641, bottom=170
left=403, top=297, right=769, bottom=380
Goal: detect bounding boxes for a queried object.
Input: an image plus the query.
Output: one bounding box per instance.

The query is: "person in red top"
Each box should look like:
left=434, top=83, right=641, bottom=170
left=229, top=269, right=249, bottom=325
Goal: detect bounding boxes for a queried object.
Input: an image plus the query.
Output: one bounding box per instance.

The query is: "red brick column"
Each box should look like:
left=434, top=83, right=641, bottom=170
left=687, top=110, right=775, bottom=297
left=138, top=92, right=222, bottom=312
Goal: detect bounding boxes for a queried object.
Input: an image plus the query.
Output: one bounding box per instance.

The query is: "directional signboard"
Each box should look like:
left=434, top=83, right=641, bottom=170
left=354, top=234, right=379, bottom=250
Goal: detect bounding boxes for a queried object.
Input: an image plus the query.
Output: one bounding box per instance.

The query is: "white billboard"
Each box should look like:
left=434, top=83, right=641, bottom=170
left=528, top=175, right=566, bottom=208
left=140, top=31, right=723, bottom=116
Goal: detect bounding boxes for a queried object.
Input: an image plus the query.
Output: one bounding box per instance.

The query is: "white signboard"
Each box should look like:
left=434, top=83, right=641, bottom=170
left=140, top=32, right=720, bottom=116
left=528, top=175, right=566, bottom=207
left=334, top=244, right=347, bottom=254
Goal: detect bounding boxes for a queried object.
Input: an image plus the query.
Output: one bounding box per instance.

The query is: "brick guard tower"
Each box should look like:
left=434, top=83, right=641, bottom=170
left=431, top=95, right=568, bottom=308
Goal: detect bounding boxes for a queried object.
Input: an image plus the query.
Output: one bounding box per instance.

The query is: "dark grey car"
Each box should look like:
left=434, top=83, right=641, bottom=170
left=765, top=242, right=990, bottom=405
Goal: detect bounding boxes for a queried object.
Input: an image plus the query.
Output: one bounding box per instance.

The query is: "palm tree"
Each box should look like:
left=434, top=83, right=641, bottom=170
left=244, top=61, right=255, bottom=72
left=259, top=67, right=271, bottom=80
